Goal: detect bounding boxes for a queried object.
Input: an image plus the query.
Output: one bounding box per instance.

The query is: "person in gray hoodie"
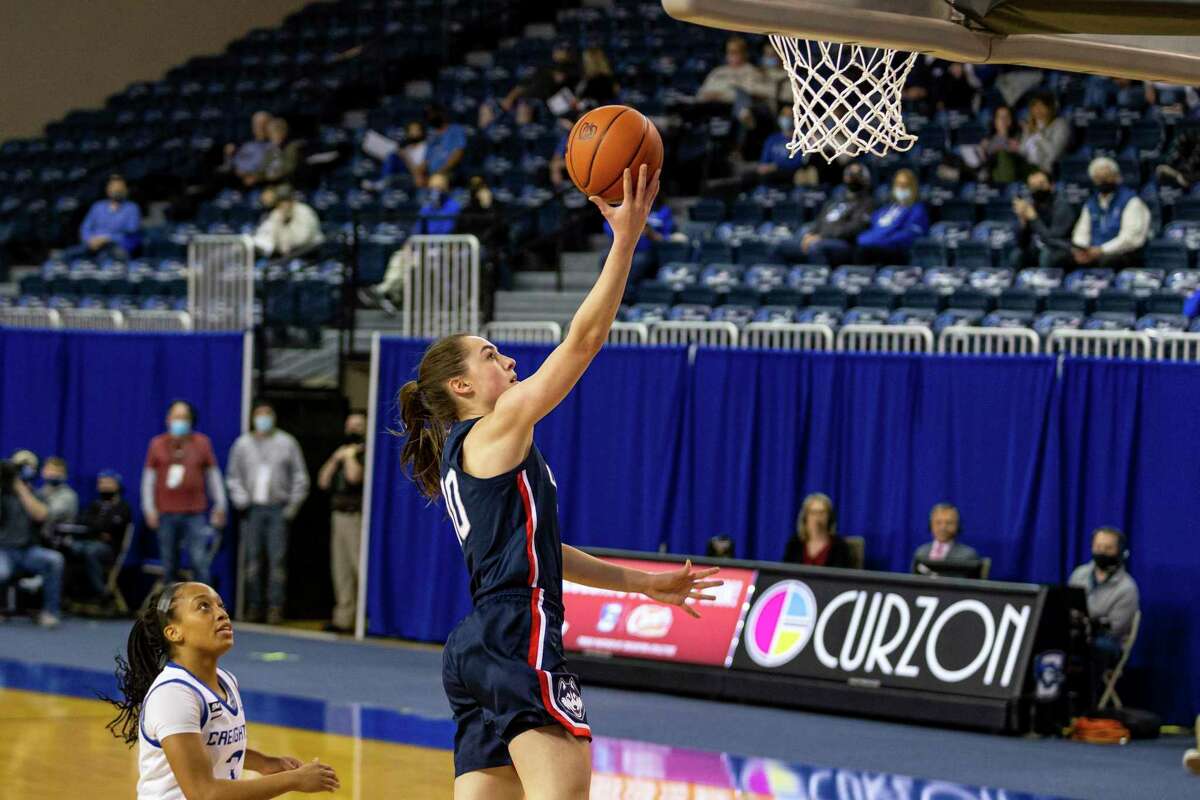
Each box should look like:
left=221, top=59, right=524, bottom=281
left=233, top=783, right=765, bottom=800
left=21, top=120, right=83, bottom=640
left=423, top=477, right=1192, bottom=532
left=226, top=400, right=309, bottom=624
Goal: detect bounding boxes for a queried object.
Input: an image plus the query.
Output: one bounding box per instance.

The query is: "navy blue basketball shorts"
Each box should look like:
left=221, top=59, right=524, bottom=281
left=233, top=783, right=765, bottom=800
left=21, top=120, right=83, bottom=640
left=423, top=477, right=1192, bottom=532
left=442, top=589, right=591, bottom=777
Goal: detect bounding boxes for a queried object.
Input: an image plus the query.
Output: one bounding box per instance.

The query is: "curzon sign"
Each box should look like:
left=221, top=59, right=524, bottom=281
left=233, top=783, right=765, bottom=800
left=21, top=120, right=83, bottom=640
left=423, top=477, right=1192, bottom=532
left=734, top=573, right=1040, bottom=698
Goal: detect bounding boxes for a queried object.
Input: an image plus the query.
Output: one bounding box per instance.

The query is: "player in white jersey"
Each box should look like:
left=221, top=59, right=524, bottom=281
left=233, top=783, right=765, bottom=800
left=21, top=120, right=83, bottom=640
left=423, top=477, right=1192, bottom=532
left=104, top=582, right=340, bottom=799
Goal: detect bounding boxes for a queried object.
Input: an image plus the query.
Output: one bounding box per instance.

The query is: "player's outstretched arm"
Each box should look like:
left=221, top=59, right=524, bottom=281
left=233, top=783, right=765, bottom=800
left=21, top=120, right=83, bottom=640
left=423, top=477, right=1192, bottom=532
left=489, top=165, right=660, bottom=434
left=562, top=544, right=722, bottom=619
left=162, top=734, right=340, bottom=798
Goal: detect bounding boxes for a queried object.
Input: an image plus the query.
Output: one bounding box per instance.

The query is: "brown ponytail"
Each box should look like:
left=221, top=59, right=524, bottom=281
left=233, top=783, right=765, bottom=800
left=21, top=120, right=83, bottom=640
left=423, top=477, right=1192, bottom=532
left=398, top=333, right=470, bottom=499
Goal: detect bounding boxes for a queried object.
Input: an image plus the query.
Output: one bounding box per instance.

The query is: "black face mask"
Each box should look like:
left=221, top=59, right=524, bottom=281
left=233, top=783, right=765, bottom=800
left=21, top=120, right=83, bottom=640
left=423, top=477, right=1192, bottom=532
left=1032, top=189, right=1053, bottom=205
left=344, top=433, right=365, bottom=445
left=99, top=490, right=117, bottom=501
left=844, top=179, right=866, bottom=193
left=1092, top=552, right=1121, bottom=570
left=1094, top=181, right=1118, bottom=196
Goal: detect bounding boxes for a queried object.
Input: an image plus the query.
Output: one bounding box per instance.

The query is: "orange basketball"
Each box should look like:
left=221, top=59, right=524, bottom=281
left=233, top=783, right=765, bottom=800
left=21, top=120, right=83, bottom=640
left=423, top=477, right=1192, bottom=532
left=565, top=105, right=663, bottom=203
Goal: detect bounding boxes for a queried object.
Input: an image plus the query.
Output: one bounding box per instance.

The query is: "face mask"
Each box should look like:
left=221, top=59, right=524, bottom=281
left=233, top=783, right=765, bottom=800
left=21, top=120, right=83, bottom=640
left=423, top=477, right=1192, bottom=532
left=845, top=178, right=866, bottom=193
left=778, top=116, right=793, bottom=135
left=1093, top=552, right=1121, bottom=570
left=20, top=465, right=36, bottom=482
left=99, top=490, right=117, bottom=501
left=169, top=419, right=191, bottom=437
left=1032, top=189, right=1053, bottom=205
left=254, top=415, right=274, bottom=433
left=1094, top=180, right=1118, bottom=195
left=762, top=55, right=781, bottom=70
left=894, top=187, right=913, bottom=203
left=344, top=433, right=365, bottom=445
left=44, top=477, right=63, bottom=488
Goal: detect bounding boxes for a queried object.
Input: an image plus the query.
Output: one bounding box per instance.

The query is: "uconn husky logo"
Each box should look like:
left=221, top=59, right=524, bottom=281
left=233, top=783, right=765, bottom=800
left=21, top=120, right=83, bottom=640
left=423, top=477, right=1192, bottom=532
left=555, top=675, right=585, bottom=721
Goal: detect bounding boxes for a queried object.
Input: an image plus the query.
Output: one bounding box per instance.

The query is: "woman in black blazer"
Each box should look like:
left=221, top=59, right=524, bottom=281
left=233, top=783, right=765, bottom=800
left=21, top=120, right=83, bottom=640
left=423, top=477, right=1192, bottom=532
left=782, top=492, right=854, bottom=568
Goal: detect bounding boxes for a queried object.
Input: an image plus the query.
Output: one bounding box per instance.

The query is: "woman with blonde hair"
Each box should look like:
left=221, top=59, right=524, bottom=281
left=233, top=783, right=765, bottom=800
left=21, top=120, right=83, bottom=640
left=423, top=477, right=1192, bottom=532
left=782, top=493, right=854, bottom=568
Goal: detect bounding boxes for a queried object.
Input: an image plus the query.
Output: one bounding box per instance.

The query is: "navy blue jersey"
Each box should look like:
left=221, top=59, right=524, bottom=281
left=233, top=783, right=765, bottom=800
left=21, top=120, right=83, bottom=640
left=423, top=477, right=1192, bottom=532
left=439, top=417, right=563, bottom=607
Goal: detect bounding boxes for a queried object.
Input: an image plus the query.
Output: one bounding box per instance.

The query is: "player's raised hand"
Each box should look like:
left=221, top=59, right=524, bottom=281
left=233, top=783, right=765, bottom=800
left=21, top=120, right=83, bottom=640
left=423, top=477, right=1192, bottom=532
left=293, top=758, right=340, bottom=793
left=589, top=164, right=661, bottom=242
left=642, top=559, right=723, bottom=619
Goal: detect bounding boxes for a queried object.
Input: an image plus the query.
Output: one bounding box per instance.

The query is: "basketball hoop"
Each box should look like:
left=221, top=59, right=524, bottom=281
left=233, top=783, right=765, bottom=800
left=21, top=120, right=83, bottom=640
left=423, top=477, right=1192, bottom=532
left=770, top=35, right=918, bottom=162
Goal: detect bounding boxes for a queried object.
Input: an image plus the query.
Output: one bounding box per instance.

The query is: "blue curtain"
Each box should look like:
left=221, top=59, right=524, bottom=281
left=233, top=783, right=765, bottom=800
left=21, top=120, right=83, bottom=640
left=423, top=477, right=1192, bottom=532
left=0, top=330, right=246, bottom=592
left=366, top=340, right=1199, bottom=723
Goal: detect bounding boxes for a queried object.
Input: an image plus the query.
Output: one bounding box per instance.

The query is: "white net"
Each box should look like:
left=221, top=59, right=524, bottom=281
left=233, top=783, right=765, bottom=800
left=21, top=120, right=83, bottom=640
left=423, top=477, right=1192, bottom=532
left=770, top=36, right=919, bottom=162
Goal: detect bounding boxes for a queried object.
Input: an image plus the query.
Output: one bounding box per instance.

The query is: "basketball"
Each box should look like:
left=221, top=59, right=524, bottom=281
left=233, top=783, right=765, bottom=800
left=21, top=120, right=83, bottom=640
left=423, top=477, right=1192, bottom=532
left=565, top=105, right=663, bottom=203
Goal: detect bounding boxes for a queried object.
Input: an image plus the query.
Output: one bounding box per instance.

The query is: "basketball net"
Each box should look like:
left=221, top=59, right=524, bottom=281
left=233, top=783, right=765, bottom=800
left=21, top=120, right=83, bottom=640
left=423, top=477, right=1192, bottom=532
left=770, top=35, right=918, bottom=162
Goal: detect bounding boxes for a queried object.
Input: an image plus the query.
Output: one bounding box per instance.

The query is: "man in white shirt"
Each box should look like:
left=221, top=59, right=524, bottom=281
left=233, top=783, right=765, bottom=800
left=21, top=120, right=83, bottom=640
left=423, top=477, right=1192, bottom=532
left=696, top=37, right=767, bottom=105
left=1070, top=157, right=1151, bottom=270
left=253, top=184, right=324, bottom=258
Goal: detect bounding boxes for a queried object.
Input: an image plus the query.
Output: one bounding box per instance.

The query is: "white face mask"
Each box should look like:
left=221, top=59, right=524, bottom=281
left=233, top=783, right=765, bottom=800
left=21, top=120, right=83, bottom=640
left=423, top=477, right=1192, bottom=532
left=779, top=115, right=794, bottom=135
left=893, top=187, right=913, bottom=203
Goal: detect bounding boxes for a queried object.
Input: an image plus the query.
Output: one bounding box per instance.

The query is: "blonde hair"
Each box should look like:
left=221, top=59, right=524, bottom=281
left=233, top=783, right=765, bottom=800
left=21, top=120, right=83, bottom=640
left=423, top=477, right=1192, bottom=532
left=581, top=48, right=612, bottom=79
left=796, top=493, right=837, bottom=541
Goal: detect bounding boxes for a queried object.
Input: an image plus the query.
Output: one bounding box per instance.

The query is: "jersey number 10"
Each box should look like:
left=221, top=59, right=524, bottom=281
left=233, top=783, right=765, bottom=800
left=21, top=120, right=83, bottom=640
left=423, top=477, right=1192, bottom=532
left=441, top=469, right=471, bottom=545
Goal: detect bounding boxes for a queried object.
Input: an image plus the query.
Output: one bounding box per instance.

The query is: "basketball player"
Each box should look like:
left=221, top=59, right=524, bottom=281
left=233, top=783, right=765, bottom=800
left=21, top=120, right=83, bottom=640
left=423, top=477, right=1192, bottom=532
left=104, top=582, right=340, bottom=798
left=398, top=165, right=723, bottom=799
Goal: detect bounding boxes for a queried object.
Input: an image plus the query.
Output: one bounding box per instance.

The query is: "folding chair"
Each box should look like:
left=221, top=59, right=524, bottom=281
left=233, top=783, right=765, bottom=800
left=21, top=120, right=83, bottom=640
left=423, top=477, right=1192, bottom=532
left=843, top=536, right=866, bottom=570
left=979, top=557, right=992, bottom=580
left=1098, top=610, right=1141, bottom=710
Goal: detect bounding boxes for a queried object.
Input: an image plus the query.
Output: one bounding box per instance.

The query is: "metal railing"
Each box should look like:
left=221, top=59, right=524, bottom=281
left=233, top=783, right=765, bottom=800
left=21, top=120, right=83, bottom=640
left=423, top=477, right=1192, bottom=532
left=741, top=322, right=834, bottom=351
left=938, top=326, right=1041, bottom=356
left=187, top=234, right=255, bottom=330
left=648, top=321, right=740, bottom=347
left=607, top=322, right=650, bottom=345
left=400, top=234, right=480, bottom=339
left=1152, top=332, right=1200, bottom=361
left=837, top=324, right=934, bottom=353
left=58, top=309, right=124, bottom=331
left=0, top=308, right=62, bottom=329
left=481, top=321, right=562, bottom=344
left=1046, top=329, right=1153, bottom=360
left=124, top=310, right=194, bottom=332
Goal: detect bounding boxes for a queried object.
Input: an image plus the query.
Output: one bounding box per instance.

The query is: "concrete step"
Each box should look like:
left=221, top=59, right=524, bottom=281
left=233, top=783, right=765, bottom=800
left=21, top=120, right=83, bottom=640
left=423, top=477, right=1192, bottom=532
left=513, top=271, right=559, bottom=290
left=561, top=271, right=598, bottom=291
left=561, top=251, right=602, bottom=274
left=491, top=310, right=574, bottom=328
left=495, top=289, right=587, bottom=307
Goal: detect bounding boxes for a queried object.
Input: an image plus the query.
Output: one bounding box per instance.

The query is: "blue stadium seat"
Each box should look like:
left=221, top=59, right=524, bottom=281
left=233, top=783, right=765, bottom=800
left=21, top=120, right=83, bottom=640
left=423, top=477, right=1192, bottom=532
left=1085, top=313, right=1136, bottom=331
left=937, top=200, right=977, bottom=224
left=628, top=302, right=669, bottom=323
left=710, top=304, right=756, bottom=326
left=876, top=265, right=923, bottom=294
left=1093, top=289, right=1137, bottom=315
left=947, top=288, right=991, bottom=312
left=842, top=307, right=890, bottom=325
left=669, top=303, right=713, bottom=322
left=1130, top=120, right=1165, bottom=157
left=655, top=239, right=691, bottom=265
left=700, top=263, right=743, bottom=293
left=679, top=285, right=718, bottom=306
left=982, top=310, right=1035, bottom=329
left=1114, top=267, right=1166, bottom=295
left=730, top=198, right=765, bottom=226
left=954, top=240, right=992, bottom=269
left=1173, top=197, right=1200, bottom=223
left=744, top=263, right=788, bottom=292
left=764, top=286, right=807, bottom=307
left=797, top=307, right=843, bottom=328
left=1142, top=291, right=1185, bottom=315
left=902, top=285, right=940, bottom=311
left=724, top=285, right=762, bottom=307
left=754, top=305, right=799, bottom=323
left=786, top=264, right=830, bottom=292
left=923, top=266, right=967, bottom=295
left=934, top=309, right=984, bottom=334
left=911, top=239, right=949, bottom=268
left=771, top=200, right=806, bottom=228
left=854, top=286, right=896, bottom=310
left=1143, top=240, right=1189, bottom=273
left=688, top=197, right=725, bottom=224
left=635, top=281, right=677, bottom=305
left=1164, top=221, right=1200, bottom=254
left=1044, top=288, right=1088, bottom=314
left=830, top=265, right=876, bottom=294
left=887, top=308, right=936, bottom=327
left=1137, top=313, right=1188, bottom=332
left=695, top=240, right=733, bottom=264
left=928, top=222, right=972, bottom=247
left=967, top=267, right=1014, bottom=295
left=1016, top=267, right=1064, bottom=295
left=1084, top=120, right=1122, bottom=153
left=656, top=262, right=701, bottom=290
left=1165, top=269, right=1200, bottom=295
left=1191, top=316, right=1200, bottom=333
left=1064, top=268, right=1115, bottom=297
left=972, top=220, right=1018, bottom=253
left=809, top=285, right=849, bottom=311
left=735, top=239, right=774, bottom=265
left=1034, top=311, right=1084, bottom=336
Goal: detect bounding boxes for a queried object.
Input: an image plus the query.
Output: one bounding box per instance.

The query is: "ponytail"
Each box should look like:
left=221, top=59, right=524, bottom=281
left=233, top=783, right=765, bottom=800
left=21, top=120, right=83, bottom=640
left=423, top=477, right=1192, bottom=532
left=101, top=583, right=180, bottom=746
left=396, top=334, right=470, bottom=501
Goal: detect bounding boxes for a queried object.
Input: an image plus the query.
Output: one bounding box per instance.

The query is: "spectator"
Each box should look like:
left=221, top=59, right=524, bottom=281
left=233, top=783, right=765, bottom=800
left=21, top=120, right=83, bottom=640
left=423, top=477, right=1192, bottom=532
left=780, top=163, right=874, bottom=266
left=548, top=119, right=574, bottom=190
left=418, top=174, right=462, bottom=235
left=37, top=456, right=78, bottom=537
left=259, top=117, right=302, bottom=187
left=1157, top=123, right=1200, bottom=190
left=758, top=41, right=792, bottom=110
left=706, top=535, right=735, bottom=559
left=142, top=400, right=227, bottom=587
left=695, top=37, right=764, bottom=105
left=364, top=122, right=427, bottom=192
left=605, top=197, right=675, bottom=290
left=70, top=174, right=141, bottom=261
left=0, top=456, right=63, bottom=626
left=575, top=48, right=619, bottom=111
left=69, top=469, right=131, bottom=609
left=854, top=168, right=930, bottom=264
left=974, top=105, right=1026, bottom=184
left=317, top=410, right=367, bottom=633
left=782, top=493, right=854, bottom=568
left=223, top=110, right=273, bottom=188
left=226, top=400, right=309, bottom=625
left=1068, top=526, right=1140, bottom=704
left=756, top=107, right=804, bottom=184
left=10, top=450, right=39, bottom=486
left=1018, top=92, right=1071, bottom=176
left=929, top=61, right=980, bottom=112
left=1070, top=157, right=1151, bottom=270
left=911, top=503, right=979, bottom=573
left=420, top=105, right=468, bottom=187
left=1012, top=169, right=1078, bottom=269
left=501, top=42, right=580, bottom=111
left=253, top=184, right=324, bottom=258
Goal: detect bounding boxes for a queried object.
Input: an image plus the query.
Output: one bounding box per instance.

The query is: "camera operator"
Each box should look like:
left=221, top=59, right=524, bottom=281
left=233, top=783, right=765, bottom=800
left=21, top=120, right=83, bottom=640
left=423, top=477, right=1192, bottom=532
left=0, top=459, right=65, bottom=627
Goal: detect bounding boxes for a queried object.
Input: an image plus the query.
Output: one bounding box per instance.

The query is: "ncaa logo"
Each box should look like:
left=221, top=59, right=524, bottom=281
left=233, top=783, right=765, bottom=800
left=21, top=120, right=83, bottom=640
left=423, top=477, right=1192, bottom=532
left=744, top=580, right=818, bottom=668
left=577, top=122, right=599, bottom=141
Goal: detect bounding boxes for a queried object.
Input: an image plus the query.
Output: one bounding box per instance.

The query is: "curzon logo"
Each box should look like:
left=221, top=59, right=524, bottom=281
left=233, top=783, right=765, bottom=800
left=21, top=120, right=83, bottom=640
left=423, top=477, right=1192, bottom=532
left=577, top=122, right=599, bottom=141
left=744, top=580, right=819, bottom=667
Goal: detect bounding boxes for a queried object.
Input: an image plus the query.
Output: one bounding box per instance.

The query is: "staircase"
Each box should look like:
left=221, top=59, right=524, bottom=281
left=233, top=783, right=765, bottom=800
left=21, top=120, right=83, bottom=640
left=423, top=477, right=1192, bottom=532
left=493, top=247, right=607, bottom=331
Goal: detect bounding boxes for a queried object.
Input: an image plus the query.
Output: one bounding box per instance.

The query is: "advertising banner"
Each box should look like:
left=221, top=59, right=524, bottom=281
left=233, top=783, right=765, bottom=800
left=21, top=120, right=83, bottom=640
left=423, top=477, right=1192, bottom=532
left=731, top=569, right=1044, bottom=698
left=562, top=557, right=757, bottom=667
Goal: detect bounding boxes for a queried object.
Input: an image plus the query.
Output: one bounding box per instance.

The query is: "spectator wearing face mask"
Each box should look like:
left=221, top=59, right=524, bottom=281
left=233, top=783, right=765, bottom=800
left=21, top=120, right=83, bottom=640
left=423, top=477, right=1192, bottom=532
left=253, top=184, right=324, bottom=258
left=1070, top=157, right=1151, bottom=270
left=66, top=174, right=141, bottom=261
left=1068, top=526, right=1140, bottom=705
left=419, top=105, right=467, bottom=188
left=37, top=457, right=79, bottom=538
left=1012, top=169, right=1079, bottom=269
left=780, top=163, right=875, bottom=266
left=1, top=450, right=63, bottom=627
left=854, top=168, right=930, bottom=265
left=754, top=107, right=803, bottom=185
left=142, top=400, right=227, bottom=587
left=70, top=470, right=131, bottom=609
left=317, top=410, right=367, bottom=633
left=225, top=400, right=309, bottom=625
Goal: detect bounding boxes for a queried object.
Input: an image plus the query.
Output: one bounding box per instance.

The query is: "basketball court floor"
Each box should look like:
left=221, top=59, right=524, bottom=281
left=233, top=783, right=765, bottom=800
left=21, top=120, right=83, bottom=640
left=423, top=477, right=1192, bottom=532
left=0, top=619, right=1192, bottom=799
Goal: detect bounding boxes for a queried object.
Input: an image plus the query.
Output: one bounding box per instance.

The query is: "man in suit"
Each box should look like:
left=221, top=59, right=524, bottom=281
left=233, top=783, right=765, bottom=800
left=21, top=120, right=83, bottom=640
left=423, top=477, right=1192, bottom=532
left=912, top=503, right=978, bottom=574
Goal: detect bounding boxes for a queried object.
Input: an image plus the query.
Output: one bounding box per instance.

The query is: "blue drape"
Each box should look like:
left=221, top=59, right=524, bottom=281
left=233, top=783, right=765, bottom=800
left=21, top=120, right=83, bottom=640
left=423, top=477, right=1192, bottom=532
left=0, top=330, right=246, bottom=591
left=366, top=340, right=1199, bottom=723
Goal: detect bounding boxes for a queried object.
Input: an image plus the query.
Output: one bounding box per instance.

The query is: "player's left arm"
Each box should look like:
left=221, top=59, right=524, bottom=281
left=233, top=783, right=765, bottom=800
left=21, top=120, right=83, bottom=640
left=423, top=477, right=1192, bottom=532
left=561, top=544, right=722, bottom=619
left=244, top=749, right=302, bottom=775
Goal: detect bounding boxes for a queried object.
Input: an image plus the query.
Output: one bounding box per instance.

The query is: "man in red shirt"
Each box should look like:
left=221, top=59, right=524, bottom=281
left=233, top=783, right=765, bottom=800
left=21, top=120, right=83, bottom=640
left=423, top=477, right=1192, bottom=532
left=141, top=400, right=227, bottom=585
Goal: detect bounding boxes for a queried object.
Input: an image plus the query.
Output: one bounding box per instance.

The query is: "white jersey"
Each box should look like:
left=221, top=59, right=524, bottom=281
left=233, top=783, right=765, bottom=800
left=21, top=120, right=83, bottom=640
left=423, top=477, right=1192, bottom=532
left=137, top=662, right=247, bottom=800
